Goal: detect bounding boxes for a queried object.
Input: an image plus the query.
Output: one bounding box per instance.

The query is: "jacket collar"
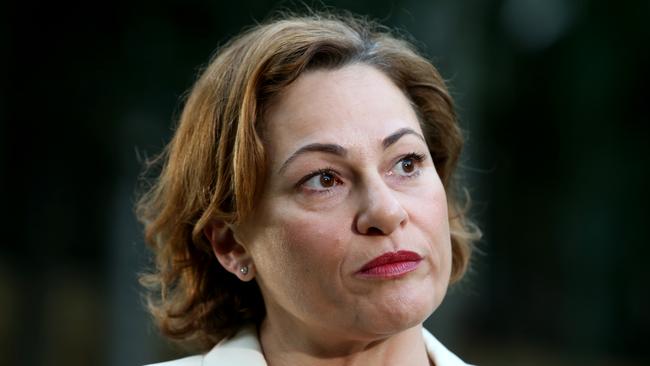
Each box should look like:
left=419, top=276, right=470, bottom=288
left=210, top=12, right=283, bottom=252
left=204, top=326, right=267, bottom=365
left=204, top=326, right=470, bottom=366
left=422, top=327, right=472, bottom=366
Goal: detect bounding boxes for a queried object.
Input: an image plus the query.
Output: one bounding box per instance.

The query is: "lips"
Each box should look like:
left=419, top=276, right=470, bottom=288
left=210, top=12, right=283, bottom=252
left=357, top=250, right=422, bottom=278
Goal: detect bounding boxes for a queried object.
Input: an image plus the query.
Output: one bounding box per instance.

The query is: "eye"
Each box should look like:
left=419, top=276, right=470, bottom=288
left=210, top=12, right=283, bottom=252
left=391, top=153, right=426, bottom=177
left=300, top=169, right=342, bottom=191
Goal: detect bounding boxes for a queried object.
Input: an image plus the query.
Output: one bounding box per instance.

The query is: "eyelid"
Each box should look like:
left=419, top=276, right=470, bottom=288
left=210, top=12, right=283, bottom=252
left=294, top=151, right=427, bottom=191
left=393, top=152, right=426, bottom=167
left=295, top=167, right=341, bottom=190
left=389, top=152, right=427, bottom=177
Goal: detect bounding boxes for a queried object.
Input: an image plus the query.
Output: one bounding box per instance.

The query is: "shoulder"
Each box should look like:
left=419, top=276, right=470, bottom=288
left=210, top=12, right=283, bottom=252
left=143, top=326, right=266, bottom=366
left=422, top=327, right=476, bottom=366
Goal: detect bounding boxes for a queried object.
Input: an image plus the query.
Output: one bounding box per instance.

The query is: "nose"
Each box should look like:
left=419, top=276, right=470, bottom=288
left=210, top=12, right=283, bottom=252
left=355, top=175, right=408, bottom=235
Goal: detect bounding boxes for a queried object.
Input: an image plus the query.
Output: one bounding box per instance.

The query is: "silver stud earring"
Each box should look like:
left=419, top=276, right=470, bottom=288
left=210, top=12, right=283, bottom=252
left=239, top=265, right=249, bottom=275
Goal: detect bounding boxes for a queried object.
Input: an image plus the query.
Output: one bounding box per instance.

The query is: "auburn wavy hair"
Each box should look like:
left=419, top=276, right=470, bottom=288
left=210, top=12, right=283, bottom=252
left=137, top=12, right=481, bottom=350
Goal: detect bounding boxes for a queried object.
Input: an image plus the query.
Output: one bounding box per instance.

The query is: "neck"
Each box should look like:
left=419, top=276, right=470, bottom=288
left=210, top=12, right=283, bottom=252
left=259, top=317, right=430, bottom=366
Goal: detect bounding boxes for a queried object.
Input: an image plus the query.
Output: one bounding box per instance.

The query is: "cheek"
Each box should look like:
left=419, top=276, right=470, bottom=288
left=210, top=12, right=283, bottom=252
left=407, top=175, right=449, bottom=231
left=407, top=180, right=452, bottom=274
left=280, top=212, right=350, bottom=279
left=254, top=206, right=350, bottom=299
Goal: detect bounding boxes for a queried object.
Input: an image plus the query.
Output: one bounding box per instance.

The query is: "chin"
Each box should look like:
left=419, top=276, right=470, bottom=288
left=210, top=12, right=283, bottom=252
left=362, top=280, right=446, bottom=336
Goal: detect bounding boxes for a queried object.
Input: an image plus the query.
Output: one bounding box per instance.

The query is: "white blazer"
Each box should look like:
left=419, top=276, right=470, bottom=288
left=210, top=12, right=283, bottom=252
left=146, top=326, right=473, bottom=366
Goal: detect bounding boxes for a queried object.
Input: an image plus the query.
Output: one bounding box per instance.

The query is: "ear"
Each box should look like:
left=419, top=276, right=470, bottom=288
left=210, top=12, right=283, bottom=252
left=203, top=220, right=255, bottom=281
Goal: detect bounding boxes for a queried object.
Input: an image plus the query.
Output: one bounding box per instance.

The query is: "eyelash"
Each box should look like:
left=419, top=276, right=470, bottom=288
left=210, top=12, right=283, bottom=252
left=392, top=152, right=426, bottom=178
left=404, top=152, right=426, bottom=161
left=296, top=167, right=340, bottom=188
left=296, top=152, right=427, bottom=194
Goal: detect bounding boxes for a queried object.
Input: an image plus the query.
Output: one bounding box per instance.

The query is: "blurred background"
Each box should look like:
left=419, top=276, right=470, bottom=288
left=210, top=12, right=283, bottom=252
left=3, top=0, right=649, bottom=365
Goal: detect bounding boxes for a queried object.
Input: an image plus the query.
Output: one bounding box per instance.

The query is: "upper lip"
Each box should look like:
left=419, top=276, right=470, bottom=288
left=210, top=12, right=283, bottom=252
left=358, top=250, right=423, bottom=272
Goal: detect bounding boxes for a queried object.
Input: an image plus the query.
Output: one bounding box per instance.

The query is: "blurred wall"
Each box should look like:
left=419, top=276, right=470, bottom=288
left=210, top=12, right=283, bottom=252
left=3, top=0, right=649, bottom=365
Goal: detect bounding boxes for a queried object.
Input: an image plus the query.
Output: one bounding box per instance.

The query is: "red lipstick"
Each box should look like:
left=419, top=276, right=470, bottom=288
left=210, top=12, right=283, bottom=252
left=357, top=250, right=422, bottom=279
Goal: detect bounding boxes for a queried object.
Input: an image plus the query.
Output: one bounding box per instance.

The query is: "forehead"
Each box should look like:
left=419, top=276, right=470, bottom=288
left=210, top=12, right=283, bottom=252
left=263, top=64, right=422, bottom=162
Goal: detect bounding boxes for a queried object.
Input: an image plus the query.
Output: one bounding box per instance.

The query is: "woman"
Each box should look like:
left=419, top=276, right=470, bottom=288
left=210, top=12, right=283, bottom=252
left=138, top=11, right=480, bottom=366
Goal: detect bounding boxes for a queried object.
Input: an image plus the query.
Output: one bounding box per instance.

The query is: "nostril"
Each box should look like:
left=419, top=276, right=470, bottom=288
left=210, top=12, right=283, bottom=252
left=366, top=227, right=383, bottom=235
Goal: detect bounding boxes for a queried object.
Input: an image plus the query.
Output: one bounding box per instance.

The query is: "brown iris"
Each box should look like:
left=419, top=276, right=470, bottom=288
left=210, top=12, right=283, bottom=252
left=401, top=158, right=415, bottom=173
left=320, top=173, right=335, bottom=187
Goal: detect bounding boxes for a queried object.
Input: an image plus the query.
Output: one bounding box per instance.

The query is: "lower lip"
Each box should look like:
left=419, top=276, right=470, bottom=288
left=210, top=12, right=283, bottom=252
left=357, top=260, right=421, bottom=279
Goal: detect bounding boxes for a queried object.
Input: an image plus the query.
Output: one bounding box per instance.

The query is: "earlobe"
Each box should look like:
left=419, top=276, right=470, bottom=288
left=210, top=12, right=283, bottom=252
left=203, top=221, right=255, bottom=281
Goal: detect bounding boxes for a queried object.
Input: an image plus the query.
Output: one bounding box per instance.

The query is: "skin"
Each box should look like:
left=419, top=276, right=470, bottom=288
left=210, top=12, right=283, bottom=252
left=208, top=63, right=452, bottom=366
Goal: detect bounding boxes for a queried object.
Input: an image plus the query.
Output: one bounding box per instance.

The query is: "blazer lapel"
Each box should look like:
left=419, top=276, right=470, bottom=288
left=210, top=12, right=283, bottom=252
left=203, top=326, right=267, bottom=365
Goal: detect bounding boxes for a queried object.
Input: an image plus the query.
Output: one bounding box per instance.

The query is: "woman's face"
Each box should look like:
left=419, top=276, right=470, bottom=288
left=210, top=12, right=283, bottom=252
left=236, top=64, right=452, bottom=340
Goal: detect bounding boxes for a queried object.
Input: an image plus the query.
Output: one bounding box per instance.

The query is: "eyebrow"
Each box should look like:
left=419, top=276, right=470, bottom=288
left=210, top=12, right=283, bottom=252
left=278, top=143, right=347, bottom=173
left=278, top=127, right=426, bottom=174
left=382, top=127, right=426, bottom=149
